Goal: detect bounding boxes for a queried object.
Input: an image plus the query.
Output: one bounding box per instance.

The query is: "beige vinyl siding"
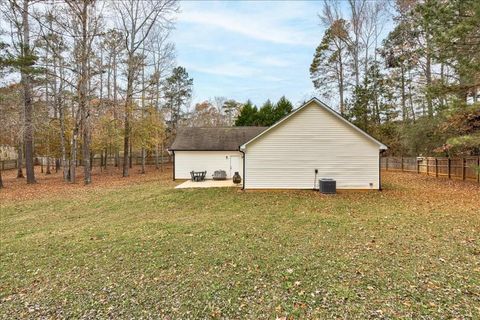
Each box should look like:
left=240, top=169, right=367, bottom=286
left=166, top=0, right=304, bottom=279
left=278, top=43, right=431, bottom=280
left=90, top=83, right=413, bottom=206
left=174, top=151, right=242, bottom=180
left=244, top=101, right=380, bottom=189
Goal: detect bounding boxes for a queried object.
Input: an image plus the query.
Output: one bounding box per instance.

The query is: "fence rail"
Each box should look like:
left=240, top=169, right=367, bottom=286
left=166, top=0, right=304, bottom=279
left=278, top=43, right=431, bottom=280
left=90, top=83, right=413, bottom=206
left=1, top=155, right=172, bottom=171
left=381, top=156, right=480, bottom=183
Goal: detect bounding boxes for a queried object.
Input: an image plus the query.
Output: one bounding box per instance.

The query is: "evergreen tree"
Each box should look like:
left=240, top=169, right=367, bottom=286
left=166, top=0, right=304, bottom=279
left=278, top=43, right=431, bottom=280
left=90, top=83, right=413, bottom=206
left=234, top=100, right=258, bottom=126
left=310, top=19, right=350, bottom=114
left=381, top=21, right=417, bottom=122
left=234, top=97, right=294, bottom=127
left=2, top=0, right=41, bottom=184
left=163, top=66, right=193, bottom=131
left=257, top=99, right=276, bottom=126
left=274, top=96, right=293, bottom=121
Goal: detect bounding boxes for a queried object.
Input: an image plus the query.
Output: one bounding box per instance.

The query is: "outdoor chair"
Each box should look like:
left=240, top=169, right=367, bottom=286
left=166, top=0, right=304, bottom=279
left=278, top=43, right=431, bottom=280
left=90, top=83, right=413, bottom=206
left=191, top=171, right=207, bottom=182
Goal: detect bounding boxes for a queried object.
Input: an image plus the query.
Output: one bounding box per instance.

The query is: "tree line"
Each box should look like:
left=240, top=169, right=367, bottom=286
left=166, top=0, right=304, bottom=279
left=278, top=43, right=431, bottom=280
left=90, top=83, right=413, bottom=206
left=310, top=0, right=479, bottom=157
left=0, top=0, right=196, bottom=187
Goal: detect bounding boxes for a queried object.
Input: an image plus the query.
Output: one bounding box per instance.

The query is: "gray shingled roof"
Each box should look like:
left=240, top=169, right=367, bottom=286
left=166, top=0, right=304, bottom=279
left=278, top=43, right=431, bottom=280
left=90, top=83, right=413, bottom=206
left=169, top=127, right=268, bottom=151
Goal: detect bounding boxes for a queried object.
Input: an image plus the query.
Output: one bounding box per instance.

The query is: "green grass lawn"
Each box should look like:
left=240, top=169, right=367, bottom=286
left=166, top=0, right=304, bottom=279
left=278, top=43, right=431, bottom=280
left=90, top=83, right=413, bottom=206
left=1, top=171, right=479, bottom=319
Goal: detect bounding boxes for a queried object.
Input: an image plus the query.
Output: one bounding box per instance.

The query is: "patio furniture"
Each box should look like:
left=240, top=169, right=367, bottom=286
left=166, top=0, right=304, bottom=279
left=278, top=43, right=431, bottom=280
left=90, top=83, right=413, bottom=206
left=190, top=171, right=207, bottom=182
left=212, top=170, right=227, bottom=180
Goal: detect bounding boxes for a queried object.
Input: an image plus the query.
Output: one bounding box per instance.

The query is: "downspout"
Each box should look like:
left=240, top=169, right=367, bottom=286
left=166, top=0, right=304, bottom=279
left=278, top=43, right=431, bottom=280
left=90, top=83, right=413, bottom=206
left=239, top=148, right=245, bottom=190
left=172, top=150, right=175, bottom=181
left=379, top=150, right=383, bottom=191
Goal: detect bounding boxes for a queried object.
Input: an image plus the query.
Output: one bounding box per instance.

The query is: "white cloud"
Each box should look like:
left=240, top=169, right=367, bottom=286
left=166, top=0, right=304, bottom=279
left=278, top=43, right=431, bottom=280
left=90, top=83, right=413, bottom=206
left=258, top=56, right=290, bottom=67
left=178, top=2, right=318, bottom=46
left=188, top=63, right=257, bottom=78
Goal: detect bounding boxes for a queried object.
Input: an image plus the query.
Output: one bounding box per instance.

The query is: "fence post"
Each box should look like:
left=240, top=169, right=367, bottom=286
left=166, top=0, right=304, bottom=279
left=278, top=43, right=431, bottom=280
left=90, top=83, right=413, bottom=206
left=417, top=158, right=420, bottom=174
left=401, top=156, right=404, bottom=172
left=447, top=158, right=451, bottom=179
left=1, top=161, right=4, bottom=171
left=426, top=158, right=429, bottom=176
left=435, top=158, right=438, bottom=177
left=386, top=157, right=388, bottom=171
left=462, top=158, right=466, bottom=181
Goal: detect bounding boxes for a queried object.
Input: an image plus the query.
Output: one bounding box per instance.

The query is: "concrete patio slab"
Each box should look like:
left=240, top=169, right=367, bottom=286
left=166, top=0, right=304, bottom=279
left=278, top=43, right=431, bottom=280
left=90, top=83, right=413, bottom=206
left=175, top=179, right=241, bottom=189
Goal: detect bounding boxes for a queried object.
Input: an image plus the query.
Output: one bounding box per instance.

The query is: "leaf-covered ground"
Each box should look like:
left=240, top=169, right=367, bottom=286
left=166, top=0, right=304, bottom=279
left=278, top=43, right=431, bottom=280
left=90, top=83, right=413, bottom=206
left=1, top=167, right=479, bottom=319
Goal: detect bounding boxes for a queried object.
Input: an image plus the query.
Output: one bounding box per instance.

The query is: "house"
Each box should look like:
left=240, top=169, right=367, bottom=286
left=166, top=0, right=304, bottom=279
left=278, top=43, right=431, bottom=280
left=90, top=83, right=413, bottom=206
left=169, top=126, right=267, bottom=180
left=170, top=98, right=388, bottom=190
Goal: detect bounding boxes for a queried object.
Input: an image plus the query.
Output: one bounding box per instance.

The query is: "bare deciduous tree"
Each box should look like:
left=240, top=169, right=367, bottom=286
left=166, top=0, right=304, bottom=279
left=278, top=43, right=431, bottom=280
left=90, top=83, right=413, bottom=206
left=113, top=0, right=178, bottom=178
left=64, top=0, right=103, bottom=184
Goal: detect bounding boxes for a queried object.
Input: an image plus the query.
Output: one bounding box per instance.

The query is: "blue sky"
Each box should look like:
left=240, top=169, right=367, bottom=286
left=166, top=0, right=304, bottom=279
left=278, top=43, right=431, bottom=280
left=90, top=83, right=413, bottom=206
left=174, top=1, right=325, bottom=107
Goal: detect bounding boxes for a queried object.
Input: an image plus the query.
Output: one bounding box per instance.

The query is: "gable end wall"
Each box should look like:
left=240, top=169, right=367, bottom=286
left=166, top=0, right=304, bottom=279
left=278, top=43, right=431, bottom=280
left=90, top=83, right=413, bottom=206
left=244, top=101, right=380, bottom=189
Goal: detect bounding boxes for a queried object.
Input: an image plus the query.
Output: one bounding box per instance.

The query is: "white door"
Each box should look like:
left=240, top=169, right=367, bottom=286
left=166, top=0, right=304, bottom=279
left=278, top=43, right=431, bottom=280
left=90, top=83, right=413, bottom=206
left=229, top=155, right=241, bottom=178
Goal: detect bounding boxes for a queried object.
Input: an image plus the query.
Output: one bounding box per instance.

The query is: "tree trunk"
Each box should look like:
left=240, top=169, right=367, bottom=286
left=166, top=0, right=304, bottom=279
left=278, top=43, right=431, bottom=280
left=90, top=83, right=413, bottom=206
left=46, top=137, right=51, bottom=175
left=154, top=60, right=161, bottom=171
left=140, top=47, right=146, bottom=175
left=66, top=159, right=71, bottom=181
left=90, top=151, right=94, bottom=170
left=99, top=46, right=103, bottom=104
left=122, top=0, right=137, bottom=177
left=155, top=144, right=159, bottom=170
left=141, top=148, right=145, bottom=174
left=104, top=147, right=108, bottom=170
left=59, top=102, right=68, bottom=181
left=424, top=31, right=434, bottom=117
left=22, top=0, right=36, bottom=184
left=113, top=49, right=119, bottom=168
left=339, top=54, right=345, bottom=115
left=123, top=110, right=130, bottom=176
left=408, top=69, right=416, bottom=122
left=401, top=65, right=407, bottom=122
left=107, top=51, right=112, bottom=100
left=46, top=156, right=51, bottom=174
left=70, top=127, right=78, bottom=183
left=55, top=52, right=68, bottom=181
left=122, top=56, right=134, bottom=177
left=160, top=142, right=164, bottom=172
left=79, top=1, right=91, bottom=185
left=123, top=58, right=135, bottom=175
left=129, top=143, right=133, bottom=169
left=17, top=143, right=24, bottom=178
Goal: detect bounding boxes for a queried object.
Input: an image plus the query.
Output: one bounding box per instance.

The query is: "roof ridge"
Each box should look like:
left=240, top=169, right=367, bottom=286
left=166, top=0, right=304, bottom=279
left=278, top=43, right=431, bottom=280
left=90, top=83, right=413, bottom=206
left=178, top=126, right=268, bottom=129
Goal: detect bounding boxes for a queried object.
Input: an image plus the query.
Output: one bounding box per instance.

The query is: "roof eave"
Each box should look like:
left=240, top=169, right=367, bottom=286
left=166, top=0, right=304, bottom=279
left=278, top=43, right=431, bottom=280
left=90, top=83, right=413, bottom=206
left=168, top=148, right=241, bottom=152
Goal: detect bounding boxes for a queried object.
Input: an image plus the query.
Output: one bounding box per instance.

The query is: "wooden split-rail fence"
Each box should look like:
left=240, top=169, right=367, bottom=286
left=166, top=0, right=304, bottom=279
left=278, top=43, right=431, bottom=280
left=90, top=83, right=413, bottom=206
left=381, top=156, right=480, bottom=183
